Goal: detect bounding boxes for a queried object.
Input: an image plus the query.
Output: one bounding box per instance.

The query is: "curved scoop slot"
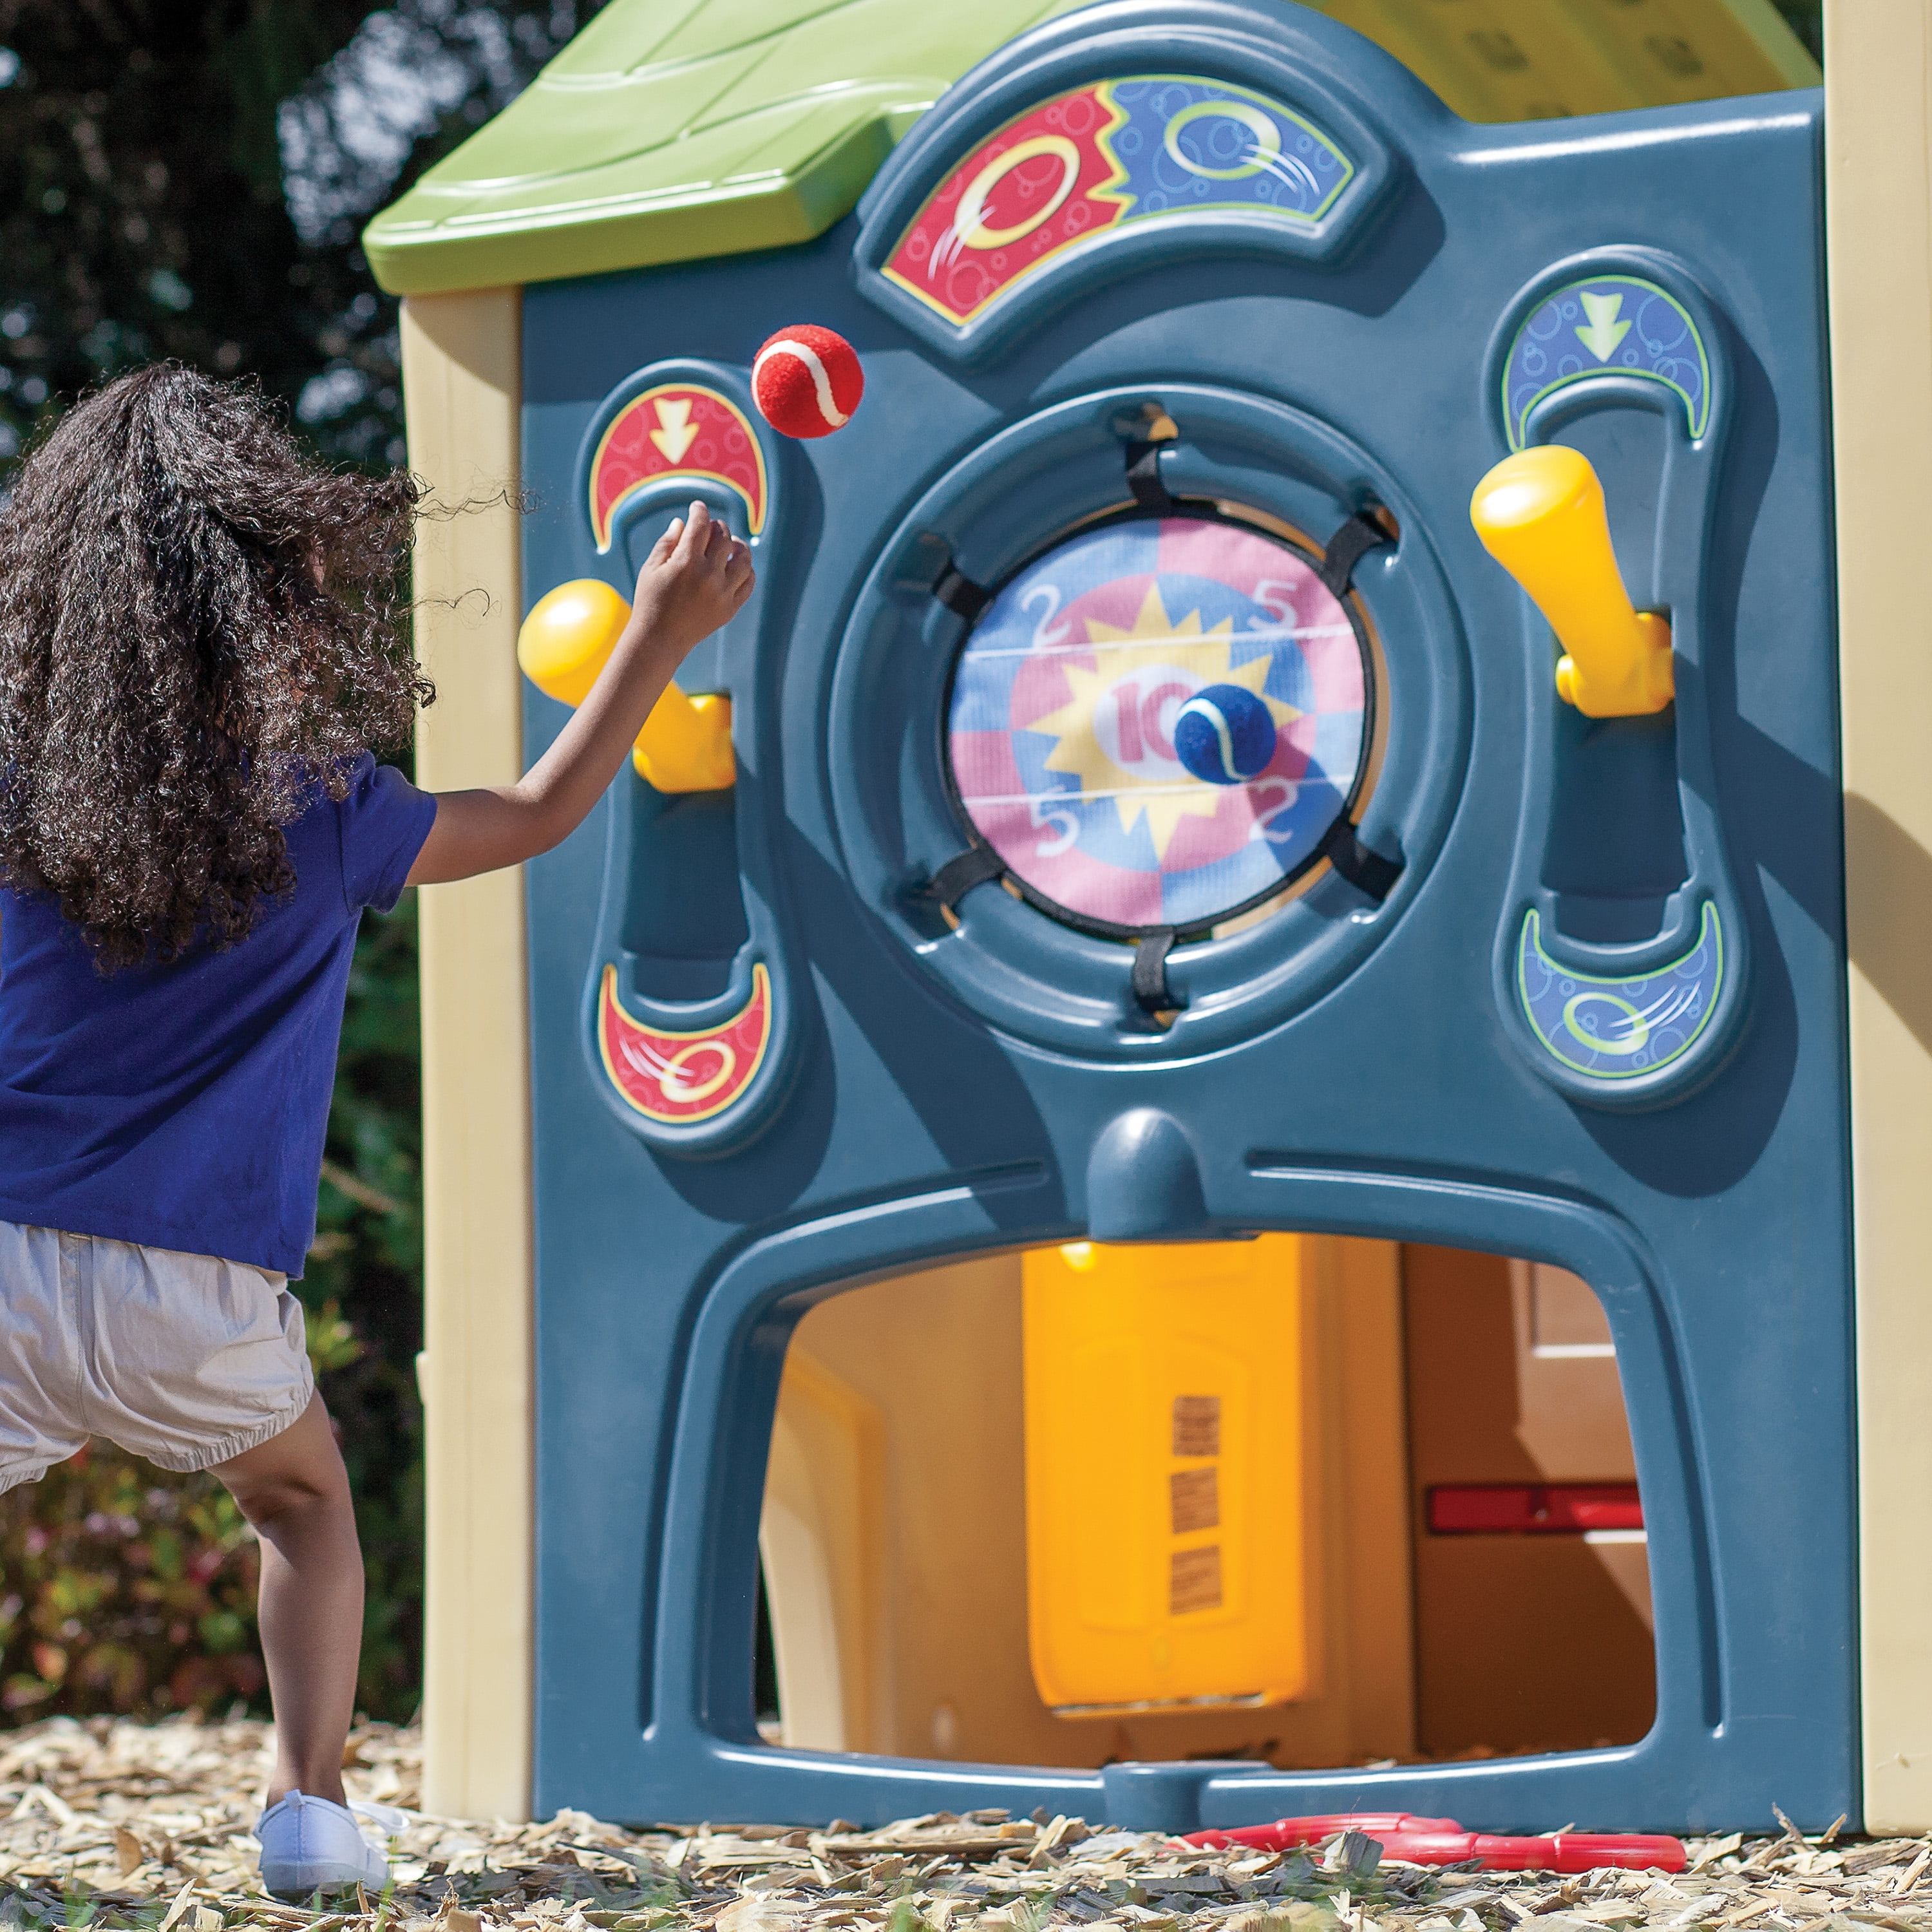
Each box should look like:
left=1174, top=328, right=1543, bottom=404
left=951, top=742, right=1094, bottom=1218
left=585, top=752, right=790, bottom=1153
left=621, top=779, right=750, bottom=1005
left=1535, top=404, right=1689, bottom=952
left=1477, top=257, right=1749, bottom=1104
left=1520, top=399, right=1701, bottom=974
left=540, top=355, right=799, bottom=1153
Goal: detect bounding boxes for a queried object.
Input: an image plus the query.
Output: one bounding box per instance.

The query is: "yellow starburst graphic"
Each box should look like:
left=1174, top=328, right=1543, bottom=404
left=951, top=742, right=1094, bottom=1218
left=1029, top=581, right=1300, bottom=860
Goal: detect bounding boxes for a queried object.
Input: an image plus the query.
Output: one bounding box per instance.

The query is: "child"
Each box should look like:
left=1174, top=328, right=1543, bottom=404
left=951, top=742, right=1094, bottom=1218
left=0, top=365, right=752, bottom=1894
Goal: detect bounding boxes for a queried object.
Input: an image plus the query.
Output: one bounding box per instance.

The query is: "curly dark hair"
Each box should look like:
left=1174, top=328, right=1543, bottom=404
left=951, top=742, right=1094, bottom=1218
left=0, top=363, right=433, bottom=972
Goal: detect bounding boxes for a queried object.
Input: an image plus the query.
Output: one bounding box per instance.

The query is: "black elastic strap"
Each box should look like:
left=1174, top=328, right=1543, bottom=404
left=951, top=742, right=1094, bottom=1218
left=1132, top=929, right=1178, bottom=1012
left=1320, top=818, right=1403, bottom=902
left=925, top=844, right=1005, bottom=910
left=1125, top=440, right=1176, bottom=515
left=933, top=564, right=991, bottom=621
left=1318, top=513, right=1391, bottom=599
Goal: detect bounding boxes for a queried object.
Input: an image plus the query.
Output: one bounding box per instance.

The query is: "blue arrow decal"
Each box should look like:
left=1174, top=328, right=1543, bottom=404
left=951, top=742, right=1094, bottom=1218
left=1502, top=274, right=1709, bottom=451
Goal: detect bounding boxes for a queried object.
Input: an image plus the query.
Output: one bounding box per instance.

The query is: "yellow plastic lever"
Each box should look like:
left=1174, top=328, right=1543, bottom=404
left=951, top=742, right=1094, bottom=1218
left=516, top=578, right=735, bottom=793
left=1469, top=446, right=1674, bottom=718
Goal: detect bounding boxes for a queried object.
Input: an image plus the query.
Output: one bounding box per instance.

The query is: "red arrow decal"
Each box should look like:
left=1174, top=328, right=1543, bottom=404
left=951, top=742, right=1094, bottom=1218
left=588, top=384, right=767, bottom=550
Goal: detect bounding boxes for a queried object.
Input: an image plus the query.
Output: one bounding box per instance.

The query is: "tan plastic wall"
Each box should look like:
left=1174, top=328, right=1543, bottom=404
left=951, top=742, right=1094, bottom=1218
left=1309, top=0, right=1815, bottom=122
left=1827, top=0, right=1932, bottom=1837
left=399, top=289, right=536, bottom=1823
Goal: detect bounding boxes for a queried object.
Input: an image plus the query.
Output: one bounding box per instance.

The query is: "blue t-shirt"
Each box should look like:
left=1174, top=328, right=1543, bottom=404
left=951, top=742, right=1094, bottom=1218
left=0, top=755, right=437, bottom=1277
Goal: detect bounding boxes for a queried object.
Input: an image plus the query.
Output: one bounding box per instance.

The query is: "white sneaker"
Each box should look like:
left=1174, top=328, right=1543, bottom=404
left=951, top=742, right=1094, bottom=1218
left=256, top=1790, right=392, bottom=1897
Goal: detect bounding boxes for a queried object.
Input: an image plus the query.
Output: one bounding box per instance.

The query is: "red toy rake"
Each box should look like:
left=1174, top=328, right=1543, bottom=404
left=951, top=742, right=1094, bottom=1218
left=1184, top=1813, right=1687, bottom=1873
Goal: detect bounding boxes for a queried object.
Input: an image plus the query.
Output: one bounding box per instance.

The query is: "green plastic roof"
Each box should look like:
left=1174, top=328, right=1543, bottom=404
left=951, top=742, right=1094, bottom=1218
left=364, top=0, right=1089, bottom=296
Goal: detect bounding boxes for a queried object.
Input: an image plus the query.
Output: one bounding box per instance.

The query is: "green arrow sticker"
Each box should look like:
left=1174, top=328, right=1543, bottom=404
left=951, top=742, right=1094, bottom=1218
left=1499, top=274, right=1710, bottom=450
left=1575, top=290, right=1633, bottom=362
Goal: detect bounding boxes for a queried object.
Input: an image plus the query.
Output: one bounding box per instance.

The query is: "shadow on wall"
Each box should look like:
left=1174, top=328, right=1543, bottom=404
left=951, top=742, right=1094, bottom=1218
left=1844, top=793, right=1932, bottom=1054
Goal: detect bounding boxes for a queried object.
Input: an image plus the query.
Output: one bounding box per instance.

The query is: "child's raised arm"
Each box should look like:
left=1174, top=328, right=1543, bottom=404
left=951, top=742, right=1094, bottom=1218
left=406, top=500, right=753, bottom=886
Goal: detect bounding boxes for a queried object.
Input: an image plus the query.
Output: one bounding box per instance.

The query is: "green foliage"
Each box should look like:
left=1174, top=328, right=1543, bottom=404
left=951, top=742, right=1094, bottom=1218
left=0, top=0, right=589, bottom=464
left=0, top=1448, right=262, bottom=1720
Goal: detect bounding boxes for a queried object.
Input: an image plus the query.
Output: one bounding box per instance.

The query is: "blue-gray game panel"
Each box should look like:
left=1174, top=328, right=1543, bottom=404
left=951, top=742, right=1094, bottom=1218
left=517, top=0, right=1846, bottom=1834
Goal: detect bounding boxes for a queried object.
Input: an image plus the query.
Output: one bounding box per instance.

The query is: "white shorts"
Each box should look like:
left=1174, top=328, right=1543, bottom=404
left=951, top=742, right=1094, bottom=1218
left=0, top=1221, right=315, bottom=1490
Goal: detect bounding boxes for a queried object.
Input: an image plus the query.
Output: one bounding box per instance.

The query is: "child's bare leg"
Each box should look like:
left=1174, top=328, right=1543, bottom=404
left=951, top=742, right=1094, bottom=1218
left=213, top=1394, right=363, bottom=1806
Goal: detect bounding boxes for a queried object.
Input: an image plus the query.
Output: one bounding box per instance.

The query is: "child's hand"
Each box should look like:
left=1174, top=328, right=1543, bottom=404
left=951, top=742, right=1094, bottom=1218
left=630, top=500, right=754, bottom=656
left=406, top=502, right=753, bottom=887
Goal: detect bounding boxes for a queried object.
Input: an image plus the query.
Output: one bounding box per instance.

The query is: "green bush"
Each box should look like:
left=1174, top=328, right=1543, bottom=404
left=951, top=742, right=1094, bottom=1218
left=0, top=1448, right=262, bottom=1719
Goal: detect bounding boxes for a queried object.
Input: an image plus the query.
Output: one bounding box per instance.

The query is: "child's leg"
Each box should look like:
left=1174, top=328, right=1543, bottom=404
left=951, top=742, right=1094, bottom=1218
left=213, top=1394, right=363, bottom=1806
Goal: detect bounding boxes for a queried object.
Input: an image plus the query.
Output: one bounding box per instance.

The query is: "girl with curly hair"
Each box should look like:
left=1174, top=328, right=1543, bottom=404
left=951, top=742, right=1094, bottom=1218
left=0, top=365, right=753, bottom=1892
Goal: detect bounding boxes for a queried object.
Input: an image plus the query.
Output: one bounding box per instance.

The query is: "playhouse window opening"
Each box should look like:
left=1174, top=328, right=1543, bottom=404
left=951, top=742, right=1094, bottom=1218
left=1404, top=1245, right=1654, bottom=1759
left=753, top=1236, right=1653, bottom=1768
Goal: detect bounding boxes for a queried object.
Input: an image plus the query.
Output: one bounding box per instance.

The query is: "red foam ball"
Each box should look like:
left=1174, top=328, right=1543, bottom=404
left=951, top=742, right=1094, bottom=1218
left=752, top=323, right=864, bottom=439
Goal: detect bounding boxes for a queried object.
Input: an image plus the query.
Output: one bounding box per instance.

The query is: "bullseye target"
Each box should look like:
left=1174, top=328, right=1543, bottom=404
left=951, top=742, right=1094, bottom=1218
left=946, top=516, right=1371, bottom=934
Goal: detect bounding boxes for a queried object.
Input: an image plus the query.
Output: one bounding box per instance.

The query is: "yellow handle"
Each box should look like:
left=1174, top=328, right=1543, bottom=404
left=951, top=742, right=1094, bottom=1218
left=634, top=690, right=735, bottom=793
left=516, top=578, right=735, bottom=793
left=1469, top=446, right=1674, bottom=718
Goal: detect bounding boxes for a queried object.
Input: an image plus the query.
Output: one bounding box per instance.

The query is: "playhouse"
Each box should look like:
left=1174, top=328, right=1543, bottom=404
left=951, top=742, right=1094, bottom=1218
left=368, top=0, right=1932, bottom=1839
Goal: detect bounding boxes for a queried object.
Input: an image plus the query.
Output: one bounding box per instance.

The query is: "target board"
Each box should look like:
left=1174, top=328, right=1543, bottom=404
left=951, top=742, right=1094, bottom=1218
left=946, top=516, right=1370, bottom=934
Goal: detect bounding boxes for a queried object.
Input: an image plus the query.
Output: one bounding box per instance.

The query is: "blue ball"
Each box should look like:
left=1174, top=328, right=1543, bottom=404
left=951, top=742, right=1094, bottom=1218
left=1173, top=683, right=1277, bottom=785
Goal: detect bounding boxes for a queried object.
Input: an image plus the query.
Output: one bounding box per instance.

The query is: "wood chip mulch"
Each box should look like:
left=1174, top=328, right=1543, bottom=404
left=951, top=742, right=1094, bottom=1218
left=0, top=1718, right=1919, bottom=1932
